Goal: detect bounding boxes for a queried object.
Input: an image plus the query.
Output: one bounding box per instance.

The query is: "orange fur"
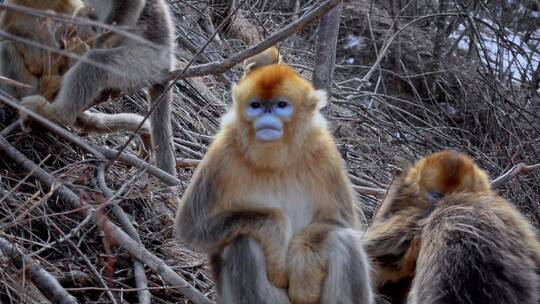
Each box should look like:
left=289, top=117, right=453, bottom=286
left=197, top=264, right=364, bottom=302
left=403, top=150, right=491, bottom=196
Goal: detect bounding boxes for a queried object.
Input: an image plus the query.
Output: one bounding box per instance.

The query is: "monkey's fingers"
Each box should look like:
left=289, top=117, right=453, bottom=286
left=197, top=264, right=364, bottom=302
left=19, top=95, right=67, bottom=127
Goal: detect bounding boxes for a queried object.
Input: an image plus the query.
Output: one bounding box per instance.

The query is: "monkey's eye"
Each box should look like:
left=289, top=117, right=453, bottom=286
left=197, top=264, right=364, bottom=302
left=277, top=101, right=289, bottom=108
left=250, top=101, right=261, bottom=109
left=426, top=191, right=444, bottom=204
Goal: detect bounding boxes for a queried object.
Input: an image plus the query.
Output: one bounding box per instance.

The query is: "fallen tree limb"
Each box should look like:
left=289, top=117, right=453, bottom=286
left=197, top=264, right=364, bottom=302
left=0, top=237, right=79, bottom=304
left=0, top=135, right=214, bottom=304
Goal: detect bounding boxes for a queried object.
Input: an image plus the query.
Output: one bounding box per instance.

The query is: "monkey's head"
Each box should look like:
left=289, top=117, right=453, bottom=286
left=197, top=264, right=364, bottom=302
left=223, top=47, right=328, bottom=168
left=405, top=150, right=491, bottom=203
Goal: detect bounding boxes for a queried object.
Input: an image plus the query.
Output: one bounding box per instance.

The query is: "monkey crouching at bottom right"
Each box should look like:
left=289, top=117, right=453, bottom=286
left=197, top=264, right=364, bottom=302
left=366, top=150, right=540, bottom=304
left=410, top=189, right=540, bottom=304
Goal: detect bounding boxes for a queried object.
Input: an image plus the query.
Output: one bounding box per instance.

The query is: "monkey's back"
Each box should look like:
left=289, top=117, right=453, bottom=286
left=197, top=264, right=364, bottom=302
left=409, top=193, right=540, bottom=304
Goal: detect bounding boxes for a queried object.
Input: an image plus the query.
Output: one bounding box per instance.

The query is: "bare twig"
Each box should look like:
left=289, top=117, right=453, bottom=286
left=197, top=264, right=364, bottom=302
left=0, top=237, right=79, bottom=304
left=174, top=143, right=204, bottom=159
left=95, top=147, right=181, bottom=187
left=491, top=162, right=540, bottom=188
left=361, top=12, right=467, bottom=84
left=0, top=76, right=32, bottom=89
left=29, top=212, right=94, bottom=256
left=353, top=185, right=386, bottom=197
left=0, top=120, right=20, bottom=137
left=0, top=135, right=214, bottom=304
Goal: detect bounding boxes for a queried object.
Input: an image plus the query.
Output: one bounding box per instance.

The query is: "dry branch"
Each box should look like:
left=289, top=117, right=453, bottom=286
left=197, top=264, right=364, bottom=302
left=95, top=147, right=181, bottom=187
left=0, top=76, right=32, bottom=89
left=0, top=135, right=214, bottom=304
left=166, top=0, right=343, bottom=81
left=491, top=162, right=540, bottom=188
left=0, top=237, right=79, bottom=304
left=312, top=1, right=343, bottom=94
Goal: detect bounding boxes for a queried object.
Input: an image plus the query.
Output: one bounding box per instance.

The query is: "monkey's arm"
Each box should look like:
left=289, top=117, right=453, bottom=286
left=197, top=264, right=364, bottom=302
left=5, top=27, right=47, bottom=76
left=175, top=165, right=291, bottom=288
left=364, top=212, right=420, bottom=287
left=287, top=170, right=372, bottom=303
left=0, top=40, right=39, bottom=98
left=287, top=221, right=373, bottom=303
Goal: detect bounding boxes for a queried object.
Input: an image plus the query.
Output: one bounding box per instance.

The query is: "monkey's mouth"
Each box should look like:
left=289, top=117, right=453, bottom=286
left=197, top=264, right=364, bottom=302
left=255, top=127, right=283, bottom=142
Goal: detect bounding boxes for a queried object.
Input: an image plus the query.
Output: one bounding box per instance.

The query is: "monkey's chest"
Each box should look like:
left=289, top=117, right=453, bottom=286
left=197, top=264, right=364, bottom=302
left=245, top=188, right=316, bottom=234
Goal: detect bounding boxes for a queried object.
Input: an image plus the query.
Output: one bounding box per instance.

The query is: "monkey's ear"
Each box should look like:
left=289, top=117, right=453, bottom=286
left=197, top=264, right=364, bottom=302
left=231, top=83, right=240, bottom=104
left=244, top=62, right=258, bottom=75
left=308, top=89, right=328, bottom=111
left=277, top=53, right=284, bottom=64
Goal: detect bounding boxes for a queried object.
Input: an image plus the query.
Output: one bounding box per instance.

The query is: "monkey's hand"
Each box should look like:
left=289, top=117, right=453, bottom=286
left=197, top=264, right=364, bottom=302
left=20, top=95, right=73, bottom=126
left=38, top=75, right=62, bottom=100
left=63, top=36, right=90, bottom=56
left=286, top=223, right=333, bottom=303
left=364, top=212, right=421, bottom=288
left=211, top=208, right=291, bottom=288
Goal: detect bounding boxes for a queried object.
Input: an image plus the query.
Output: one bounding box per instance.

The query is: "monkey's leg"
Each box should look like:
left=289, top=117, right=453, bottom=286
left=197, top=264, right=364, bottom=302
left=21, top=44, right=174, bottom=173
left=178, top=206, right=292, bottom=288
left=148, top=83, right=175, bottom=175
left=75, top=111, right=152, bottom=147
left=213, top=236, right=290, bottom=304
left=0, top=41, right=38, bottom=98
left=21, top=44, right=171, bottom=126
left=288, top=225, right=373, bottom=304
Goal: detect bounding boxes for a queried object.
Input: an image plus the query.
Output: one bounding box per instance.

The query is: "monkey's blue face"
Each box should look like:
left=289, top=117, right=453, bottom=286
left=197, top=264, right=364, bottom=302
left=245, top=99, right=294, bottom=142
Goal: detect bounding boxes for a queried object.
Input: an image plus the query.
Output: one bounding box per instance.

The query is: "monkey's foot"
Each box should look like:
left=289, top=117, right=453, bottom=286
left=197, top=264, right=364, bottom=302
left=268, top=267, right=289, bottom=289
left=20, top=95, right=72, bottom=126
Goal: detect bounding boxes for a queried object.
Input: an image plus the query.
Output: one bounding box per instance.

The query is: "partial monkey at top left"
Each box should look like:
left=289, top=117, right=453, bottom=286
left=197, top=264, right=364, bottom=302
left=19, top=0, right=177, bottom=176
left=0, top=0, right=89, bottom=100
